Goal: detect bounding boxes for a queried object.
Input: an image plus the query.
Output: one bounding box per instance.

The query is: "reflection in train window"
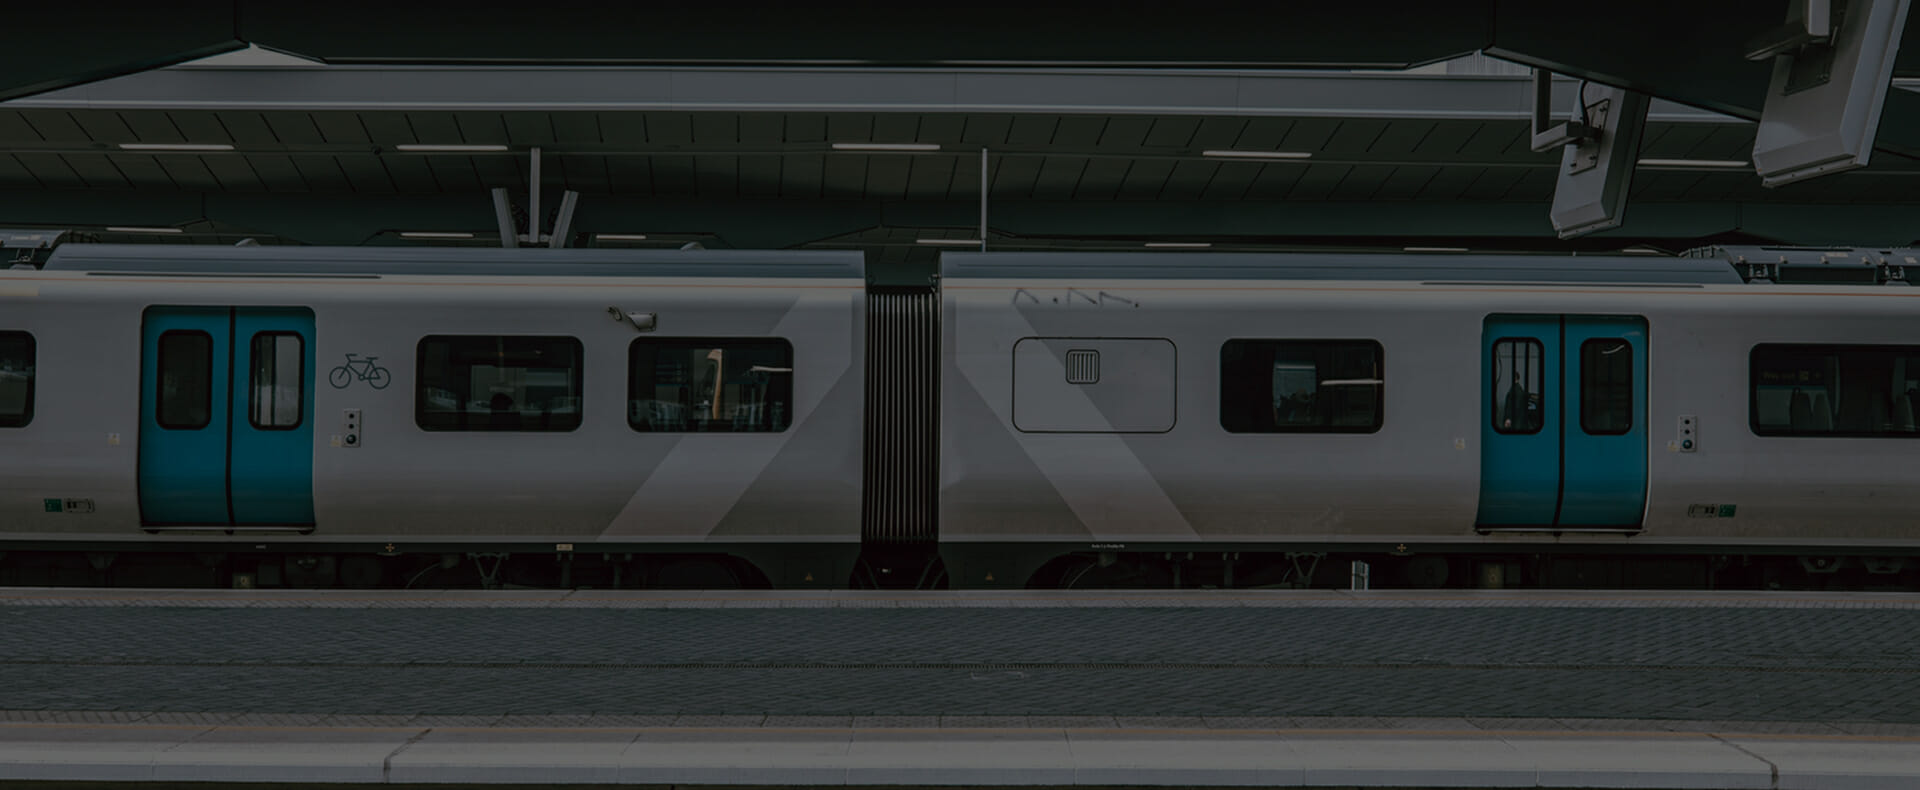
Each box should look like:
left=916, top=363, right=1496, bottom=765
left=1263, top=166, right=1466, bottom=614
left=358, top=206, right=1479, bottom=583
left=0, top=331, right=32, bottom=428
left=1220, top=339, right=1382, bottom=433
left=629, top=339, right=794, bottom=433
left=1751, top=344, right=1920, bottom=437
left=157, top=330, right=213, bottom=430
left=248, top=332, right=304, bottom=430
left=416, top=335, right=583, bottom=432
left=1580, top=338, right=1632, bottom=436
left=1492, top=338, right=1544, bottom=435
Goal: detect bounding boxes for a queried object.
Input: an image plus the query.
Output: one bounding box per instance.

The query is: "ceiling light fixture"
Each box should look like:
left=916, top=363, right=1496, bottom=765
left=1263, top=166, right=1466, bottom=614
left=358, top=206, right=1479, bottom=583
left=1202, top=150, right=1313, bottom=160
left=1619, top=246, right=1666, bottom=255
left=1636, top=158, right=1749, bottom=169
left=399, top=231, right=475, bottom=239
left=117, top=143, right=234, bottom=152
left=595, top=234, right=650, bottom=241
left=916, top=238, right=983, bottom=246
left=833, top=142, right=941, bottom=152
left=1404, top=246, right=1469, bottom=253
left=395, top=144, right=510, bottom=152
left=105, top=226, right=185, bottom=234
left=1145, top=242, right=1213, bottom=248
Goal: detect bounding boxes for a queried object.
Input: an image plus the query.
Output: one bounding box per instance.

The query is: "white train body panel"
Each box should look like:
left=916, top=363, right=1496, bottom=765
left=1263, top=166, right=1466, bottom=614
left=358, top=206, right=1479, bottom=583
left=1646, top=297, right=1920, bottom=544
left=0, top=247, right=865, bottom=548
left=6, top=244, right=1920, bottom=570
left=941, top=253, right=1920, bottom=551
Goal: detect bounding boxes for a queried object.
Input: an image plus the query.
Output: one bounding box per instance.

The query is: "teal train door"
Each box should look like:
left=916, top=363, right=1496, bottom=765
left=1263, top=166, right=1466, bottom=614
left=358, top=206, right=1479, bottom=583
left=1476, top=314, right=1647, bottom=530
left=139, top=307, right=315, bottom=527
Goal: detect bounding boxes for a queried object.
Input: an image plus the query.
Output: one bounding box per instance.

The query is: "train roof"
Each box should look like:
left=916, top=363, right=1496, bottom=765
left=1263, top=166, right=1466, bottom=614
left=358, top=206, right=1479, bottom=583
left=939, top=251, right=1747, bottom=284
left=945, top=247, right=1920, bottom=287
left=29, top=243, right=1920, bottom=288
left=39, top=244, right=865, bottom=280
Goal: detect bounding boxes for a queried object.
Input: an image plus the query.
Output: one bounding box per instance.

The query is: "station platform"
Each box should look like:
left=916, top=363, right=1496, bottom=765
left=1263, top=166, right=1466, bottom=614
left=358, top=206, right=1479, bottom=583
left=1, top=588, right=1918, bottom=788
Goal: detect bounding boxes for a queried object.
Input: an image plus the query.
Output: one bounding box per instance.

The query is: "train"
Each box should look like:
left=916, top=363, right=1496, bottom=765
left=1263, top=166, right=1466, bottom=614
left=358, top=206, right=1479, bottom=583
left=3, top=242, right=1919, bottom=590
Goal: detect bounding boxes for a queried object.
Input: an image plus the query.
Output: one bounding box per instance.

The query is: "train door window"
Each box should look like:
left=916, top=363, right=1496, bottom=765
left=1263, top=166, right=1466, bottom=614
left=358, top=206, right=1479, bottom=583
left=1492, top=338, right=1544, bottom=434
left=629, top=338, right=794, bottom=432
left=415, top=335, right=583, bottom=432
left=1220, top=339, right=1383, bottom=433
left=0, top=331, right=31, bottom=428
left=157, top=330, right=213, bottom=430
left=1752, top=344, right=1920, bottom=437
left=1580, top=338, right=1632, bottom=435
left=248, top=332, right=304, bottom=430
left=1899, top=354, right=1920, bottom=433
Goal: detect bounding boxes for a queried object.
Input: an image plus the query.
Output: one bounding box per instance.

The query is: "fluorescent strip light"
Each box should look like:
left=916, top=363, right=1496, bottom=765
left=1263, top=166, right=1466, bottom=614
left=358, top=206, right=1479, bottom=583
left=1202, top=150, right=1313, bottom=160
left=1636, top=158, right=1749, bottom=169
left=399, top=231, right=475, bottom=239
left=1145, top=242, right=1212, bottom=248
left=117, top=143, right=234, bottom=152
left=916, top=238, right=983, bottom=246
left=105, top=226, right=184, bottom=234
left=595, top=234, right=649, bottom=241
left=833, top=142, right=941, bottom=152
left=395, top=144, right=510, bottom=152
left=1404, top=246, right=1469, bottom=253
left=1620, top=247, right=1666, bottom=255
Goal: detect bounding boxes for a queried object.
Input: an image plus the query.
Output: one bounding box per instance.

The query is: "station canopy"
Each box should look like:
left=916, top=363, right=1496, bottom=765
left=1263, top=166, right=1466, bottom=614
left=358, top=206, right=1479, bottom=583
left=2, top=1, right=1916, bottom=276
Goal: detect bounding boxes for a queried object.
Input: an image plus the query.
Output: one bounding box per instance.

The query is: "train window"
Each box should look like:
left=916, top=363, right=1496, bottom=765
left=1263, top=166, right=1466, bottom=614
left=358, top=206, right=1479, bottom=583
left=1492, top=338, right=1544, bottom=435
left=157, top=330, right=214, bottom=430
left=1752, top=344, right=1920, bottom=437
left=0, top=332, right=31, bottom=428
left=1220, top=339, right=1382, bottom=433
left=1580, top=339, right=1632, bottom=435
left=416, top=336, right=583, bottom=432
left=248, top=332, right=303, bottom=430
left=629, top=339, right=794, bottom=433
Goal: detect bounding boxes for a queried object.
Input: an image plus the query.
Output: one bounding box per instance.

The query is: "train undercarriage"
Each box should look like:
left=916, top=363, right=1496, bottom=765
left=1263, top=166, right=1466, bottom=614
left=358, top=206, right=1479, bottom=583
left=2, top=544, right=1915, bottom=592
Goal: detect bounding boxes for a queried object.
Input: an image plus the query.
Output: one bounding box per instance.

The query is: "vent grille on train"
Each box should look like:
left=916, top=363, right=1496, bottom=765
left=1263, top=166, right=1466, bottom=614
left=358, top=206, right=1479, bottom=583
left=1065, top=349, right=1100, bottom=384
left=862, top=287, right=939, bottom=545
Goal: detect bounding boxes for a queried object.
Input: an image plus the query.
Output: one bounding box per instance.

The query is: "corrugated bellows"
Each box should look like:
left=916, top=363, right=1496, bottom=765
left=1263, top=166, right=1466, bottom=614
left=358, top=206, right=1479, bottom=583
left=862, top=288, right=939, bottom=545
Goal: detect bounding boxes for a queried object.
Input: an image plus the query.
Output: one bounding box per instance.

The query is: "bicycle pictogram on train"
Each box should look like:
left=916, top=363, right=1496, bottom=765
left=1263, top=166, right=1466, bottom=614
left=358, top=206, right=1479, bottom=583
left=328, top=354, right=390, bottom=390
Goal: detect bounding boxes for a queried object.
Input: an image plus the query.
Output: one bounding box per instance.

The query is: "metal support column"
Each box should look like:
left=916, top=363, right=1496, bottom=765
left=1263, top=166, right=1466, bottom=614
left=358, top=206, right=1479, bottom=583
left=979, top=148, right=989, bottom=252
left=528, top=146, right=542, bottom=245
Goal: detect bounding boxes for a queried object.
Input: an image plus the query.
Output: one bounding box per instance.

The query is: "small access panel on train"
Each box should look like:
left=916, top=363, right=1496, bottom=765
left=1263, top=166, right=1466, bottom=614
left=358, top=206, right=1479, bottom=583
left=139, top=307, right=316, bottom=527
left=1477, top=314, right=1647, bottom=530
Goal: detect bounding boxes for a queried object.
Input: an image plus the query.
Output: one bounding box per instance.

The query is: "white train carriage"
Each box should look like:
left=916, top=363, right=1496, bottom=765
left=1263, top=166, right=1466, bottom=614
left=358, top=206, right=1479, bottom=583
left=936, top=250, right=1920, bottom=588
left=0, top=245, right=867, bottom=587
left=5, top=242, right=1920, bottom=589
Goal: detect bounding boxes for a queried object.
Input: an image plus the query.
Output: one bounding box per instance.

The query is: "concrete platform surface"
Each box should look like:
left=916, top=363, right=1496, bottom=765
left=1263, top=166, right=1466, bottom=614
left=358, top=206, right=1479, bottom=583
left=2, top=720, right=1919, bottom=788
left=3, top=588, right=1918, bottom=724
left=4, top=588, right=1919, bottom=787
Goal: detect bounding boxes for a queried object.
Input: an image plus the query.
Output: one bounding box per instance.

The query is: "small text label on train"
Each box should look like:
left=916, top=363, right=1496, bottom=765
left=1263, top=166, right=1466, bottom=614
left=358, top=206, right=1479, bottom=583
left=43, top=498, right=96, bottom=514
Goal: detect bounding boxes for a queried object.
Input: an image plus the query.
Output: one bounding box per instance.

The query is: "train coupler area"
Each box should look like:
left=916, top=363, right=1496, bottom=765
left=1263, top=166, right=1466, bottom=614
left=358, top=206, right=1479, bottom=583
left=850, top=546, right=947, bottom=590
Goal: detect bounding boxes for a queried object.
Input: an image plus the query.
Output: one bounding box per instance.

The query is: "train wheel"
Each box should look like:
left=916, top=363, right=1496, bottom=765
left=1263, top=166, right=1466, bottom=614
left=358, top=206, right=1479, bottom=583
left=339, top=556, right=387, bottom=589
left=1059, top=557, right=1167, bottom=589
left=1405, top=556, right=1452, bottom=589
